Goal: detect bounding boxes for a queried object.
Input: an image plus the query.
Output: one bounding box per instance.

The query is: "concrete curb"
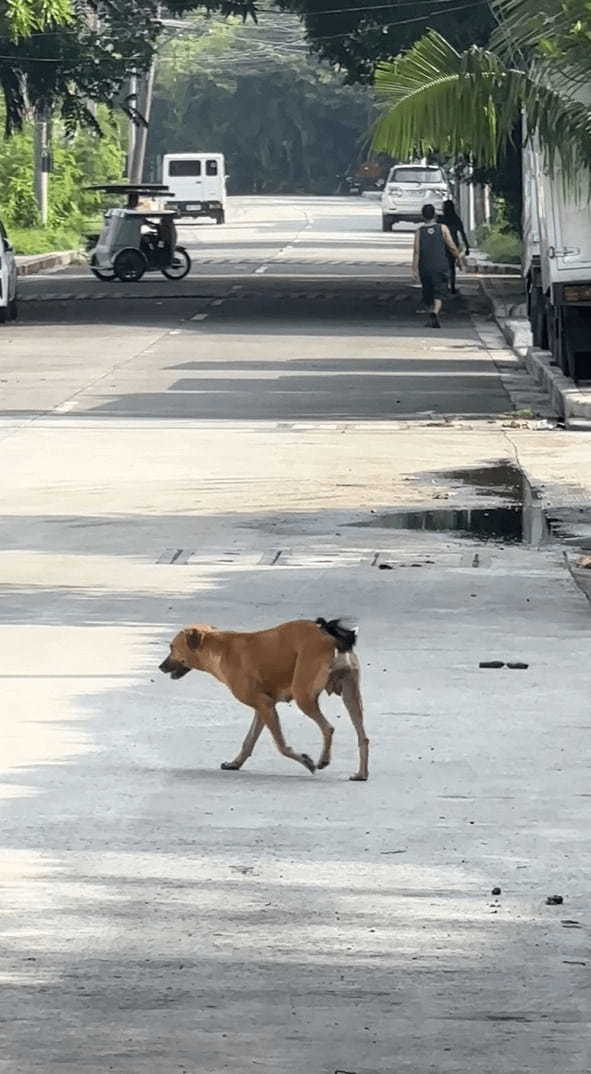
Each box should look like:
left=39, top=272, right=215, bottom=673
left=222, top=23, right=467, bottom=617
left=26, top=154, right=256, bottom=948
left=465, top=256, right=520, bottom=276
left=478, top=279, right=532, bottom=359
left=498, top=317, right=532, bottom=360
left=525, top=347, right=591, bottom=428
left=479, top=276, right=591, bottom=428
left=16, top=250, right=83, bottom=277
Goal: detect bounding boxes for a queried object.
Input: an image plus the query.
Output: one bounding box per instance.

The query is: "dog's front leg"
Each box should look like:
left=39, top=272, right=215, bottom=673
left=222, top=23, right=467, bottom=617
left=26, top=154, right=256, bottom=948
left=221, top=712, right=264, bottom=771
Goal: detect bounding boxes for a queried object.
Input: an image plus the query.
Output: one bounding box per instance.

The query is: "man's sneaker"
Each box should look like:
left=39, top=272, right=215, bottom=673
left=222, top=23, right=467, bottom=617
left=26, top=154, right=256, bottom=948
left=424, top=313, right=441, bottom=329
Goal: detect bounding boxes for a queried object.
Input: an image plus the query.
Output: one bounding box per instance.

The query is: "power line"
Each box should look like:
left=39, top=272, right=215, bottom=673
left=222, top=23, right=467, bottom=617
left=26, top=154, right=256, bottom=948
left=18, top=0, right=488, bottom=25
left=313, top=0, right=488, bottom=38
left=262, top=0, right=483, bottom=13
left=0, top=0, right=488, bottom=62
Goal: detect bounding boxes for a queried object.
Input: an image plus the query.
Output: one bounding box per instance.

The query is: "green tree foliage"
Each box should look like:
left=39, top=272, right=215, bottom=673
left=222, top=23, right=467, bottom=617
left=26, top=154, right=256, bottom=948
left=0, top=102, right=124, bottom=228
left=0, top=0, right=256, bottom=135
left=372, top=3, right=591, bottom=180
left=0, top=0, right=71, bottom=40
left=149, top=15, right=376, bottom=193
left=369, top=0, right=591, bottom=231
left=468, top=124, right=523, bottom=232
left=274, top=0, right=494, bottom=83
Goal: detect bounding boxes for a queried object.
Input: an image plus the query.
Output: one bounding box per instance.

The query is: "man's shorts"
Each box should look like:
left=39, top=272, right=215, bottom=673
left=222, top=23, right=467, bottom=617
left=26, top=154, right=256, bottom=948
left=420, top=270, right=449, bottom=306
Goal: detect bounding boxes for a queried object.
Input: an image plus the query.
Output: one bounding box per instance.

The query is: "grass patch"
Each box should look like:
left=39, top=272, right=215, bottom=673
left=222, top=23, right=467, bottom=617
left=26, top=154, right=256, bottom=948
left=10, top=225, right=84, bottom=256
left=480, top=227, right=522, bottom=265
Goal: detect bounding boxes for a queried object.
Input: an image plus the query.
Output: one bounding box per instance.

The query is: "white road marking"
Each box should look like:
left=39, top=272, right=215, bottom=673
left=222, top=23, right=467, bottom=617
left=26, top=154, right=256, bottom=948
left=254, top=266, right=268, bottom=274
left=191, top=313, right=208, bottom=321
left=54, top=400, right=79, bottom=414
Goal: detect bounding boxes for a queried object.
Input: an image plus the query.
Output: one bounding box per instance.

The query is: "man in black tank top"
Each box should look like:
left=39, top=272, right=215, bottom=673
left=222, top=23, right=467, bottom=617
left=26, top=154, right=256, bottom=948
left=412, top=203, right=463, bottom=328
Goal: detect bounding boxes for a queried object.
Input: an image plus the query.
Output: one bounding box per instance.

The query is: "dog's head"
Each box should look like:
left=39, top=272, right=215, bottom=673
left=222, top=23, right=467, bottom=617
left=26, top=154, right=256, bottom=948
left=159, top=625, right=211, bottom=679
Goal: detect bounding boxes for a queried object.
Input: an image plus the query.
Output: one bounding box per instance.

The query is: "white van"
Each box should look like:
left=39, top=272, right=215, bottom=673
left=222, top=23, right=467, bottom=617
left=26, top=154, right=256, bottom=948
left=162, top=153, right=227, bottom=224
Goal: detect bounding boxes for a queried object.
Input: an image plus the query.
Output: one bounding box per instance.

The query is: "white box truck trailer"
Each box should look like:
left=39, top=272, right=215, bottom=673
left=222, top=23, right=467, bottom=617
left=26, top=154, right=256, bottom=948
left=523, top=133, right=591, bottom=382
left=162, top=153, right=226, bottom=223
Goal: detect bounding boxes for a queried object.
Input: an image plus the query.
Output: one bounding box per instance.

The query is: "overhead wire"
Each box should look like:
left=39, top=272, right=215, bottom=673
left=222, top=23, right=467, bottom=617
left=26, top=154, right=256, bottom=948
left=0, top=0, right=489, bottom=61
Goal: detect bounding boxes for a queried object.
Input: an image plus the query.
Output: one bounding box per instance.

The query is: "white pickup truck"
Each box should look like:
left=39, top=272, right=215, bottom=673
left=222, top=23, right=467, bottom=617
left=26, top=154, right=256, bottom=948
left=523, top=132, right=591, bottom=382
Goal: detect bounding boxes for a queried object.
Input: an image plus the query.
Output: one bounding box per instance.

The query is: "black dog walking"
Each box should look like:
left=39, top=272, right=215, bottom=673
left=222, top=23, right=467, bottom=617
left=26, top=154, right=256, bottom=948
left=412, top=204, right=463, bottom=328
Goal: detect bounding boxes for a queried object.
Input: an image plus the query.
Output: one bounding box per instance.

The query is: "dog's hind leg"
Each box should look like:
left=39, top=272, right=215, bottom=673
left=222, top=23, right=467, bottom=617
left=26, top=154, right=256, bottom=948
left=259, top=700, right=316, bottom=774
left=341, top=670, right=369, bottom=782
left=221, top=712, right=264, bottom=771
left=294, top=693, right=334, bottom=770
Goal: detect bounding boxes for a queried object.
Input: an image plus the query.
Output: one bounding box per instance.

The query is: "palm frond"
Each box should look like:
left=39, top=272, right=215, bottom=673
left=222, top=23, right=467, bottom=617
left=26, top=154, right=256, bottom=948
left=491, top=0, right=568, bottom=57
left=491, top=0, right=591, bottom=93
left=373, top=31, right=524, bottom=164
left=372, top=29, right=591, bottom=184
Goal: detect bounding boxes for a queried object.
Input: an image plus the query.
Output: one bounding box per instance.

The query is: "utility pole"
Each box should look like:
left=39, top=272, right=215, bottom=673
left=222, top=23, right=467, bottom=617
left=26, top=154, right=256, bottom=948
left=129, top=56, right=156, bottom=183
left=33, top=104, right=50, bottom=226
left=126, top=70, right=138, bottom=179
left=127, top=4, right=161, bottom=184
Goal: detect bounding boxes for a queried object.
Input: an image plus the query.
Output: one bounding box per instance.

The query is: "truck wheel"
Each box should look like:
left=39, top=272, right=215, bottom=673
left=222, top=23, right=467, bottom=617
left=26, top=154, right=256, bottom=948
left=216, top=211, right=225, bottom=225
left=0, top=305, right=7, bottom=325
left=8, top=297, right=17, bottom=320
left=531, top=287, right=547, bottom=349
left=382, top=215, right=394, bottom=232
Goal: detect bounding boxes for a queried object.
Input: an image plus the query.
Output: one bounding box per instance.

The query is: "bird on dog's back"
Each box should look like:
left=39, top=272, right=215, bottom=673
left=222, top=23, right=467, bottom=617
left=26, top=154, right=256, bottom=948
left=315, top=617, right=358, bottom=652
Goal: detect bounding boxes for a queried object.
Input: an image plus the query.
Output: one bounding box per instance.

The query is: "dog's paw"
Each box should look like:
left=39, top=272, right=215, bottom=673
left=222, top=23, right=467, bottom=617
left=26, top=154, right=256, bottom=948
left=349, top=773, right=368, bottom=782
left=221, top=761, right=241, bottom=771
left=300, top=753, right=316, bottom=774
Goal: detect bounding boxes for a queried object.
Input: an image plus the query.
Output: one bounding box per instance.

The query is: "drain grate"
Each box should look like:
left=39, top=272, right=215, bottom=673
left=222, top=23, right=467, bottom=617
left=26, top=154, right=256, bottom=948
left=157, top=548, right=253, bottom=566
left=268, top=548, right=374, bottom=568
left=155, top=546, right=489, bottom=568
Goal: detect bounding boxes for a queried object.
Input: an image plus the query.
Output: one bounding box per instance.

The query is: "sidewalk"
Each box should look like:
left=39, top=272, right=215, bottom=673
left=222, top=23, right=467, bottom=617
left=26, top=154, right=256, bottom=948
left=471, top=258, right=591, bottom=428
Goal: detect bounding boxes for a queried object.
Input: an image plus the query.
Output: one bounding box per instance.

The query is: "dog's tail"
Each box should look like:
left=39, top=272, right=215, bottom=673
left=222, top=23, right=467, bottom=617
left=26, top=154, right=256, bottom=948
left=315, top=617, right=358, bottom=652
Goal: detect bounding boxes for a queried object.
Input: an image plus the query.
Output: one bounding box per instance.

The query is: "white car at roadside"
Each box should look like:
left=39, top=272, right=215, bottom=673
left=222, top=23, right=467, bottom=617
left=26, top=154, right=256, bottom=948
left=0, top=218, right=17, bottom=323
left=381, top=163, right=450, bottom=231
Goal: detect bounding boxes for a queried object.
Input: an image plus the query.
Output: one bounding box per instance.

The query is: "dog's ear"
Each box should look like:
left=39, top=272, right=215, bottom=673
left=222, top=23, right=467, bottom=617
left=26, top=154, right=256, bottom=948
left=185, top=628, right=202, bottom=651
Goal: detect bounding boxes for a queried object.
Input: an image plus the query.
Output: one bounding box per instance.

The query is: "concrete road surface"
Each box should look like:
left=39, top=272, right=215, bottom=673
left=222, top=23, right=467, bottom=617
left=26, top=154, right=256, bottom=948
left=2, top=197, right=591, bottom=1073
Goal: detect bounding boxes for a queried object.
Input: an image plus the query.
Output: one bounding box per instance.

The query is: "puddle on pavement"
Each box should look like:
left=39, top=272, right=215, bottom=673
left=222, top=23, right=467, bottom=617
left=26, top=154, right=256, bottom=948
left=357, top=505, right=524, bottom=542
left=440, top=461, right=524, bottom=501
left=349, top=460, right=545, bottom=544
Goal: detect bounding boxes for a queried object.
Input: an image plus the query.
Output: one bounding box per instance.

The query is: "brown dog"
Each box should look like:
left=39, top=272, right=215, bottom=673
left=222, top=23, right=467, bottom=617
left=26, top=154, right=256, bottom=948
left=159, top=617, right=369, bottom=780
